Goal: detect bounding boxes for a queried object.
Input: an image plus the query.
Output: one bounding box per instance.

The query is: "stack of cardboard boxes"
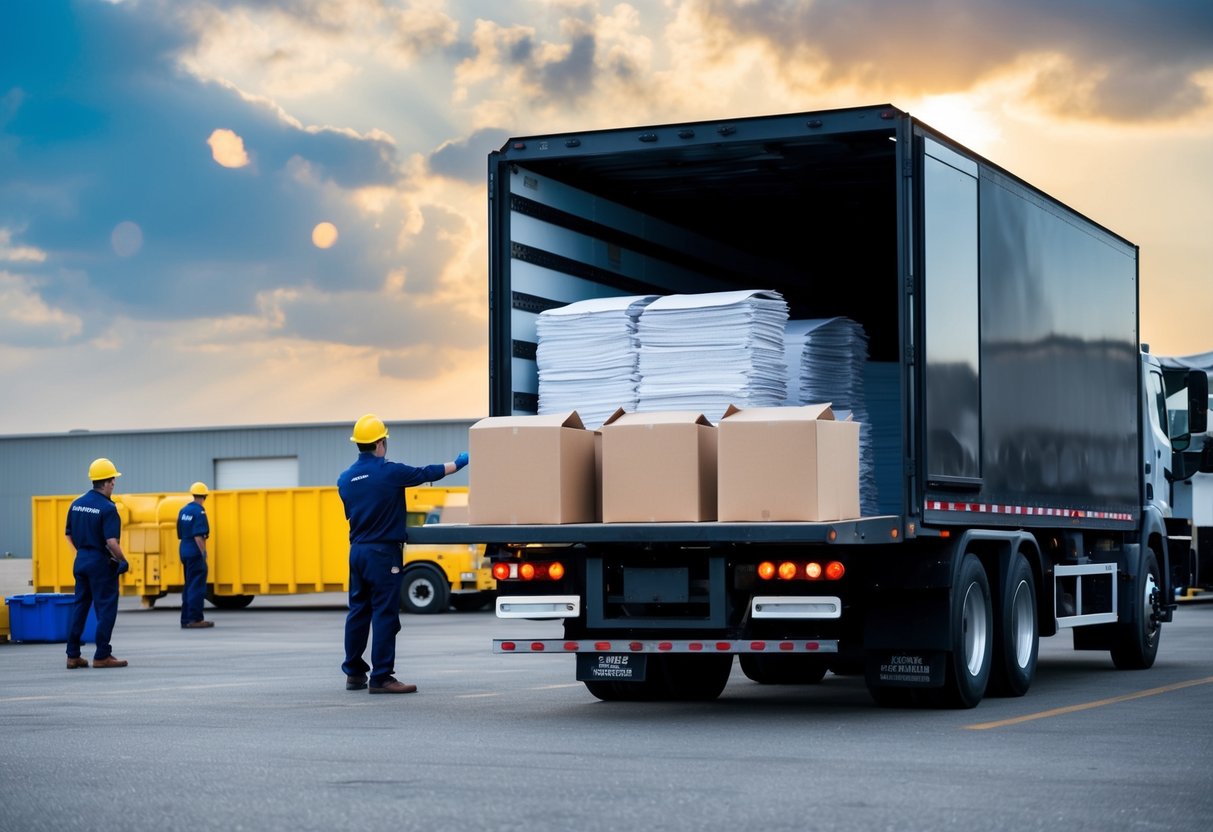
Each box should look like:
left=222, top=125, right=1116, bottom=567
left=468, top=405, right=860, bottom=525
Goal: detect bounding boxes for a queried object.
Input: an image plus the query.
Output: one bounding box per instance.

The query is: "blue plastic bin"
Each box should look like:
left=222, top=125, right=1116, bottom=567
left=5, top=594, right=99, bottom=643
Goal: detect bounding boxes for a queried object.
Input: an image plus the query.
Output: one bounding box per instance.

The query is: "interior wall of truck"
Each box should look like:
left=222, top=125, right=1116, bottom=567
left=498, top=116, right=905, bottom=516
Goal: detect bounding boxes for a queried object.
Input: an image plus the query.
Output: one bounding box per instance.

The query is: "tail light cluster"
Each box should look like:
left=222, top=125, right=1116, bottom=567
left=492, top=561, right=565, bottom=581
left=757, top=560, right=845, bottom=581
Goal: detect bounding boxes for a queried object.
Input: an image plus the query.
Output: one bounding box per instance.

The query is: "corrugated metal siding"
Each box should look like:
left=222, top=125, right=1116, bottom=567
left=0, top=419, right=474, bottom=559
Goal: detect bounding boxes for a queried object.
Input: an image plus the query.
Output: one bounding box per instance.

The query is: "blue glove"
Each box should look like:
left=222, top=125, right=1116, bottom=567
left=115, top=559, right=130, bottom=575
left=454, top=451, right=469, bottom=470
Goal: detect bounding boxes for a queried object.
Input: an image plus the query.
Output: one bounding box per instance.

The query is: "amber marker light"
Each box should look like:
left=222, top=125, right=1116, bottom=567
left=825, top=561, right=845, bottom=580
left=519, top=563, right=536, bottom=580
left=758, top=561, right=776, bottom=580
left=778, top=562, right=798, bottom=580
left=547, top=561, right=566, bottom=580
left=805, top=562, right=823, bottom=579
left=492, top=563, right=511, bottom=581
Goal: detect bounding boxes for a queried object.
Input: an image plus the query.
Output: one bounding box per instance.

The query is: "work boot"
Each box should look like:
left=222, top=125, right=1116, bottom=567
left=182, top=620, right=215, bottom=629
left=66, top=656, right=89, bottom=670
left=346, top=674, right=368, bottom=691
left=368, top=677, right=417, bottom=694
left=92, top=656, right=128, bottom=668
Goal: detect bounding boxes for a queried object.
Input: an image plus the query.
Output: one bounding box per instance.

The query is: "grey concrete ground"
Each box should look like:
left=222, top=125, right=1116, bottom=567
left=1, top=590, right=1212, bottom=832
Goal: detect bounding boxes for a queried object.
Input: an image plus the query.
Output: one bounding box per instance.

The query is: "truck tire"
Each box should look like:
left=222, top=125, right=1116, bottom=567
left=987, top=553, right=1038, bottom=697
left=653, top=654, right=733, bottom=701
left=740, top=654, right=829, bottom=685
left=583, top=678, right=661, bottom=702
left=935, top=554, right=992, bottom=709
left=1110, top=548, right=1162, bottom=670
left=205, top=591, right=254, bottom=610
left=400, top=566, right=450, bottom=614
left=585, top=655, right=732, bottom=702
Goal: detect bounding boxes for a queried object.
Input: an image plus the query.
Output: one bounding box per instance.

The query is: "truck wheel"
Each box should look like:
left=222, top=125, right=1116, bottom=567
left=1110, top=548, right=1162, bottom=670
left=655, top=654, right=733, bottom=701
left=936, top=554, right=992, bottom=709
left=583, top=679, right=660, bottom=702
left=740, top=654, right=829, bottom=685
left=584, top=681, right=625, bottom=701
left=987, top=553, right=1038, bottom=697
left=205, top=592, right=254, bottom=610
left=400, top=566, right=450, bottom=614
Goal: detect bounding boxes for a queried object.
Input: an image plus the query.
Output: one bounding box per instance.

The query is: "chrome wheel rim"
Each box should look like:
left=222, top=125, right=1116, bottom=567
left=962, top=582, right=989, bottom=677
left=1010, top=579, right=1035, bottom=669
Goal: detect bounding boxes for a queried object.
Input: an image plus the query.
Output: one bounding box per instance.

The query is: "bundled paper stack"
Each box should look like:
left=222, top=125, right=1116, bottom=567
left=635, top=290, right=789, bottom=422
left=786, top=317, right=879, bottom=516
left=536, top=295, right=658, bottom=429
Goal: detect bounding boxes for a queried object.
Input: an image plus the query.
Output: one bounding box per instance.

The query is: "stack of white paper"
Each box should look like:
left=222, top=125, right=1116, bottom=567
left=787, top=317, right=878, bottom=515
left=635, top=290, right=789, bottom=422
left=536, top=295, right=658, bottom=429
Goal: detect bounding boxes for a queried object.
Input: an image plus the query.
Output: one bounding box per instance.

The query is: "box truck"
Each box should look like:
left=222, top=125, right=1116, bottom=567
left=409, top=104, right=1209, bottom=707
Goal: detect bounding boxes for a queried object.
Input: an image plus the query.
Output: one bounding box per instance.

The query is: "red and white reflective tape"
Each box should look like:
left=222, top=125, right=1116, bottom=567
left=494, top=639, right=839, bottom=654
left=925, top=501, right=1133, bottom=522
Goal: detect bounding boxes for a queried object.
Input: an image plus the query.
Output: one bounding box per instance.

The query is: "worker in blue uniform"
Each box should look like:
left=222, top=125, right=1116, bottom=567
left=338, top=413, right=468, bottom=694
left=64, top=458, right=130, bottom=669
left=177, top=482, right=215, bottom=629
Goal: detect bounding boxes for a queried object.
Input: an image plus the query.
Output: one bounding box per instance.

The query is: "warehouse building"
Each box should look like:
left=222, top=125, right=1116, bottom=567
left=0, top=419, right=475, bottom=560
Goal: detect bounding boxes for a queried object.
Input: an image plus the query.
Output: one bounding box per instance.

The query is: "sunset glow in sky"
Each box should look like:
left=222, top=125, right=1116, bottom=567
left=2, top=0, right=1212, bottom=434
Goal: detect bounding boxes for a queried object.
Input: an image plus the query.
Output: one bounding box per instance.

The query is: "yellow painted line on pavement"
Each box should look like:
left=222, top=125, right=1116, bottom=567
left=0, top=681, right=261, bottom=704
left=965, top=675, right=1213, bottom=730
left=530, top=683, right=582, bottom=690
left=456, top=692, right=501, bottom=699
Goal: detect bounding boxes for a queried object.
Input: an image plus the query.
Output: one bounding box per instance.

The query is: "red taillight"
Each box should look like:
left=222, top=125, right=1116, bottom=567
left=758, top=559, right=846, bottom=580
left=493, top=561, right=564, bottom=581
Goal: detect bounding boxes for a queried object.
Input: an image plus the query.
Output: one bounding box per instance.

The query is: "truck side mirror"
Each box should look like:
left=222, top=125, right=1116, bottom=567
left=1188, top=370, right=1209, bottom=434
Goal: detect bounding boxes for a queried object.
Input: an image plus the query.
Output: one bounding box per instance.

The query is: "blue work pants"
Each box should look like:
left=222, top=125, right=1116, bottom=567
left=67, top=550, right=120, bottom=661
left=342, top=543, right=405, bottom=685
left=180, top=553, right=208, bottom=626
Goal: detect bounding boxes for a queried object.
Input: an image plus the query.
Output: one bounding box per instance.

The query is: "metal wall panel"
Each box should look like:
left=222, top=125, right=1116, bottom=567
left=0, top=420, right=474, bottom=559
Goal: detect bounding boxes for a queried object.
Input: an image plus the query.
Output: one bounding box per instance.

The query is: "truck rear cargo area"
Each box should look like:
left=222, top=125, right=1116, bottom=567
left=501, top=107, right=906, bottom=516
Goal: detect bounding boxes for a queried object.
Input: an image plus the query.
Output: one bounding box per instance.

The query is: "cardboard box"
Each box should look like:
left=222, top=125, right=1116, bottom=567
left=717, top=404, right=860, bottom=522
left=468, top=412, right=597, bottom=524
left=601, top=410, right=717, bottom=522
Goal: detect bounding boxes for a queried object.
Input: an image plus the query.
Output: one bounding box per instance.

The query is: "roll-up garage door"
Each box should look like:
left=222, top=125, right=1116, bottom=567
left=214, top=457, right=299, bottom=489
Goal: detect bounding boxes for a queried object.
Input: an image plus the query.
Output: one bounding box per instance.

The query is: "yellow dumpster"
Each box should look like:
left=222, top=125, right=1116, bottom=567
left=32, top=486, right=491, bottom=613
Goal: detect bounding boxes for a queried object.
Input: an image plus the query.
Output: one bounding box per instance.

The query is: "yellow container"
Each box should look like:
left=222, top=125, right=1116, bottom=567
left=32, top=486, right=490, bottom=613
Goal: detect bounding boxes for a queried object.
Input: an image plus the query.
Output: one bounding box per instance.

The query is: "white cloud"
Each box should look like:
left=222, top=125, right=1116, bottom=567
left=0, top=228, right=47, bottom=263
left=0, top=272, right=83, bottom=345
left=207, top=128, right=251, bottom=168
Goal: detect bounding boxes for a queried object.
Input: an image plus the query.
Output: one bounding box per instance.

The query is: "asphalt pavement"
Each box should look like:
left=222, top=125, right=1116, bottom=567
left=2, top=593, right=1212, bottom=832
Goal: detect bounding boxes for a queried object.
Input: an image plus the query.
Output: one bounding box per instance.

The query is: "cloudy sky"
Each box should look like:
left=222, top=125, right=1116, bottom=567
left=3, top=0, right=1212, bottom=434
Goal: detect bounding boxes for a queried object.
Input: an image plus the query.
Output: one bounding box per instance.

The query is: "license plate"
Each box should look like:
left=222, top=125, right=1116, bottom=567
left=576, top=653, right=647, bottom=682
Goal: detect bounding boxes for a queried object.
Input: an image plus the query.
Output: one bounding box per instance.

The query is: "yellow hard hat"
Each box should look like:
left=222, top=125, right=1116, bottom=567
left=190, top=482, right=209, bottom=496
left=88, top=458, right=121, bottom=480
left=351, top=413, right=389, bottom=444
